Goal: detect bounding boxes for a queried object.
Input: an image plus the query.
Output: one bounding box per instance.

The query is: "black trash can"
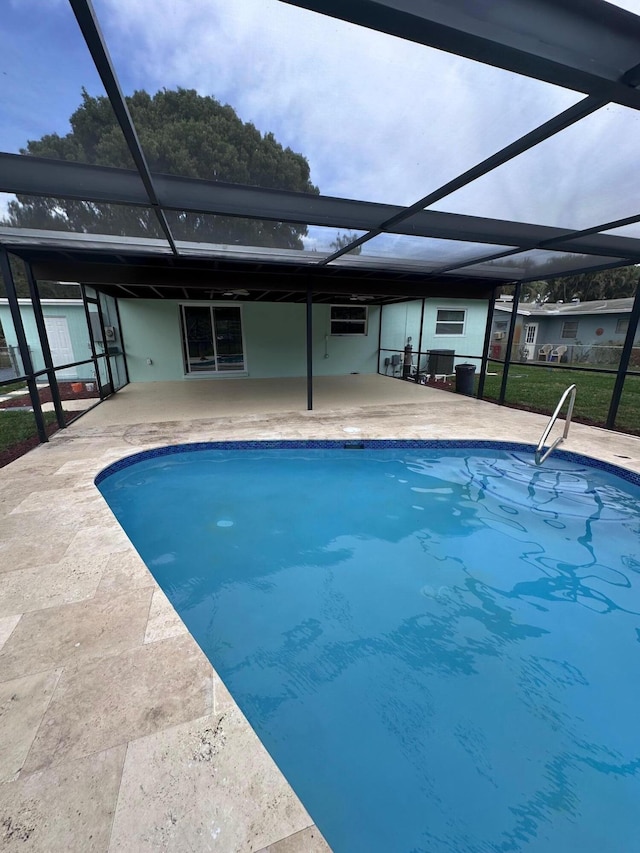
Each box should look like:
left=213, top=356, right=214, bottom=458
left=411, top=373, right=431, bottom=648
left=455, top=363, right=476, bottom=396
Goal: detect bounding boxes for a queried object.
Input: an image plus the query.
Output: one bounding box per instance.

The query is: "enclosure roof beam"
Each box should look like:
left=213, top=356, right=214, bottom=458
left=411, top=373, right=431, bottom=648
left=3, top=155, right=640, bottom=267
left=68, top=0, right=179, bottom=255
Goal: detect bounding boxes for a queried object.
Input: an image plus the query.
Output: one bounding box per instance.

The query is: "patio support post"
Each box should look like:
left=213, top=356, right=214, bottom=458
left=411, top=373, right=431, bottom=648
left=606, top=276, right=640, bottom=429
left=114, top=297, right=130, bottom=385
left=377, top=302, right=384, bottom=375
left=306, top=284, right=313, bottom=411
left=415, top=298, right=425, bottom=383
left=477, top=287, right=498, bottom=400
left=498, top=282, right=522, bottom=405
left=94, top=293, right=115, bottom=394
left=81, top=284, right=100, bottom=393
left=0, top=247, right=48, bottom=443
left=24, top=262, right=66, bottom=430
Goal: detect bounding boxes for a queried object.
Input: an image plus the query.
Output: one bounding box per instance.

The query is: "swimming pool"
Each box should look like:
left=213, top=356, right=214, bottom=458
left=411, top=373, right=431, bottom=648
left=97, top=440, right=640, bottom=853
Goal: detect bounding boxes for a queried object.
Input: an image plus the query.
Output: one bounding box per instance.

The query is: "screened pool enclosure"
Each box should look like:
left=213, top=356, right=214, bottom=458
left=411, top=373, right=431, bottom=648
left=1, top=0, right=640, bottom=449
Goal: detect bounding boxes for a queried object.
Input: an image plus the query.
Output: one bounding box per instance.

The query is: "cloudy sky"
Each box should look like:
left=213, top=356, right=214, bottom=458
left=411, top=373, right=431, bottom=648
left=2, top=0, right=640, bottom=258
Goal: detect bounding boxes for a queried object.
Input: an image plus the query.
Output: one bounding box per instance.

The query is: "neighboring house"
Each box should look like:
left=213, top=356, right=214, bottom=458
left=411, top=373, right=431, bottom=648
left=0, top=299, right=94, bottom=381
left=491, top=298, right=640, bottom=364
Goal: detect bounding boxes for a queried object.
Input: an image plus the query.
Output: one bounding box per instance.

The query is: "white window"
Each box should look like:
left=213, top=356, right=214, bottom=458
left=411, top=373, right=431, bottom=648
left=435, top=309, right=466, bottom=335
left=561, top=320, right=578, bottom=339
left=330, top=305, right=368, bottom=335
left=616, top=318, right=629, bottom=335
left=180, top=305, right=245, bottom=374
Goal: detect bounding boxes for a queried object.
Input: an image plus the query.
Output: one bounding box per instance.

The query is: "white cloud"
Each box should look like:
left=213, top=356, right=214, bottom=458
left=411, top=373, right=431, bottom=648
left=430, top=102, right=640, bottom=232
left=0, top=193, right=15, bottom=221
left=94, top=0, right=580, bottom=207
left=605, top=0, right=640, bottom=12
left=6, top=0, right=638, bottom=242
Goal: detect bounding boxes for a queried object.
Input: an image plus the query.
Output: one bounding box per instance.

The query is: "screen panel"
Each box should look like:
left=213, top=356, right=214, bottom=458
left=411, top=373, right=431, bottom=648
left=429, top=104, right=640, bottom=232
left=93, top=0, right=581, bottom=206
left=456, top=249, right=627, bottom=281
left=0, top=2, right=135, bottom=170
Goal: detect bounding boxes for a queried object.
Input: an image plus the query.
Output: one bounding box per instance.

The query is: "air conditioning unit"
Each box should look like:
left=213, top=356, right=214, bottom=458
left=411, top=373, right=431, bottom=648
left=494, top=331, right=505, bottom=340
left=104, top=326, right=116, bottom=342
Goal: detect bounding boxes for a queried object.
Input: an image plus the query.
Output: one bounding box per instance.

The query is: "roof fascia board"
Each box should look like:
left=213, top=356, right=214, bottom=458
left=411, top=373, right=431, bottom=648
left=26, top=259, right=494, bottom=299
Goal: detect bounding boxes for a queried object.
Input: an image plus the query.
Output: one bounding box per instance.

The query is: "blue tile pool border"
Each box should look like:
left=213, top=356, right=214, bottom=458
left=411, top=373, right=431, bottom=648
left=94, top=440, right=640, bottom=489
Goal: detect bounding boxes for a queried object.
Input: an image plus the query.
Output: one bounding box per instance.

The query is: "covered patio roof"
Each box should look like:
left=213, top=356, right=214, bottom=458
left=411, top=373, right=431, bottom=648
left=0, top=0, right=639, bottom=303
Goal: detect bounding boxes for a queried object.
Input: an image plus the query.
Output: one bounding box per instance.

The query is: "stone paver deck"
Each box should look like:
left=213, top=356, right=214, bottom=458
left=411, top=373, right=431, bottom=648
left=1, top=375, right=639, bottom=851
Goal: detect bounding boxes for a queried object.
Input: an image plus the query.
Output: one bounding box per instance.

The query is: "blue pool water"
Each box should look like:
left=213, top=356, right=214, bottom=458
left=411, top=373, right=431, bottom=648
left=97, top=442, right=640, bottom=853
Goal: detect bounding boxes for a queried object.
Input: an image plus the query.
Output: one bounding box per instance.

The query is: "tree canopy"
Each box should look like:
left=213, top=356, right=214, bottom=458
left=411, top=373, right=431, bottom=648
left=529, top=265, right=639, bottom=303
left=329, top=232, right=362, bottom=255
left=4, top=88, right=319, bottom=248
left=502, top=264, right=639, bottom=304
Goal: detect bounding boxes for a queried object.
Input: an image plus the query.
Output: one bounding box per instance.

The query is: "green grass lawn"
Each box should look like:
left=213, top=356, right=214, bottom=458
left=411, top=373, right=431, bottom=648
left=480, top=365, right=640, bottom=434
left=0, top=381, right=28, bottom=394
left=0, top=409, right=58, bottom=453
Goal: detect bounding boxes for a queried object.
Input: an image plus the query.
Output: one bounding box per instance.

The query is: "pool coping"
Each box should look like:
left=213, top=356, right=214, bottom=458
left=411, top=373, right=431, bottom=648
left=95, top=439, right=640, bottom=489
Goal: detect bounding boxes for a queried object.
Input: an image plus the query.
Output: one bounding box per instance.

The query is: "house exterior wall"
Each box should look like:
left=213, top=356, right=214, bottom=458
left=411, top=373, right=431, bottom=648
left=380, top=298, right=489, bottom=372
left=0, top=300, right=91, bottom=378
left=491, top=303, right=640, bottom=362
left=422, top=299, right=489, bottom=362
left=536, top=313, right=640, bottom=347
left=118, top=300, right=185, bottom=381
left=380, top=301, right=423, bottom=355
left=117, top=299, right=381, bottom=382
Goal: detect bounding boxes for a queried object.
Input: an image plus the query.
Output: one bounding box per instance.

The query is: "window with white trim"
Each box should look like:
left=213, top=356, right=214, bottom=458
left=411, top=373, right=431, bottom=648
left=435, top=308, right=466, bottom=335
left=330, top=305, right=368, bottom=335
left=561, top=320, right=578, bottom=339
left=616, top=318, right=629, bottom=335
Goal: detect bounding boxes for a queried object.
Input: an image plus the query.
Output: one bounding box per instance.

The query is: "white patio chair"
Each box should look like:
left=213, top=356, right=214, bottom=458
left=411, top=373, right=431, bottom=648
left=549, top=344, right=568, bottom=362
left=537, top=343, right=553, bottom=361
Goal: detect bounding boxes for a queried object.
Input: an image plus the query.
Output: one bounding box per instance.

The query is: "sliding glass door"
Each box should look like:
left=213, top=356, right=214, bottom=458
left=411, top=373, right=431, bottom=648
left=181, top=305, right=245, bottom=374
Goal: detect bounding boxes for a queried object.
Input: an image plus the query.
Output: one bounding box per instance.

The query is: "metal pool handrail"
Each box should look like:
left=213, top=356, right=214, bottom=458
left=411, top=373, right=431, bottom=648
left=535, top=384, right=577, bottom=466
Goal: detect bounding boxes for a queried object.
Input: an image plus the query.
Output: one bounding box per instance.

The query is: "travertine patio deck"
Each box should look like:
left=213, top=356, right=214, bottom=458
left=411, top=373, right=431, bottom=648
left=1, top=375, right=639, bottom=852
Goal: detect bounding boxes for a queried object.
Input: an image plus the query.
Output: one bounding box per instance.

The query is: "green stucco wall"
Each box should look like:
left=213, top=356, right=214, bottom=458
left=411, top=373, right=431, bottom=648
left=380, top=299, right=489, bottom=372
left=117, top=299, right=381, bottom=382
left=118, top=300, right=185, bottom=382
left=0, top=300, right=91, bottom=379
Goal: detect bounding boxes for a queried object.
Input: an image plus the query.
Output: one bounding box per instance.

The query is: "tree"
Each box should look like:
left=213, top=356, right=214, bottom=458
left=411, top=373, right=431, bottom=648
left=532, top=265, right=639, bottom=303
left=4, top=88, right=319, bottom=249
left=501, top=264, right=639, bottom=304
left=0, top=253, right=82, bottom=301
left=330, top=232, right=362, bottom=255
